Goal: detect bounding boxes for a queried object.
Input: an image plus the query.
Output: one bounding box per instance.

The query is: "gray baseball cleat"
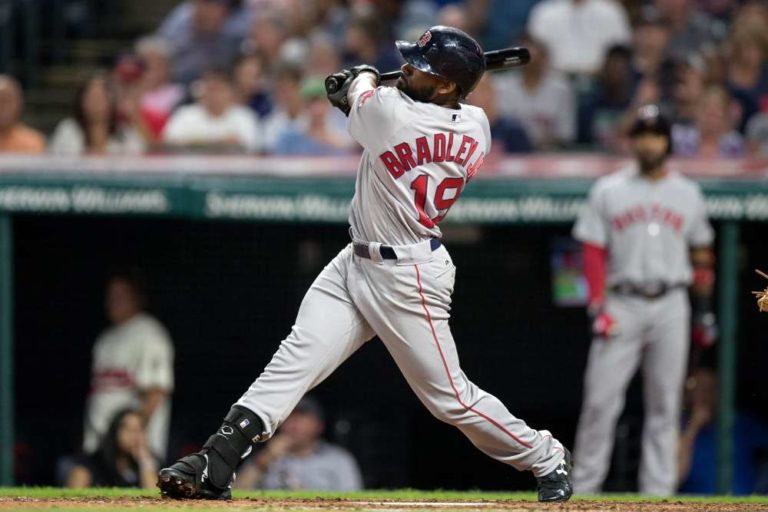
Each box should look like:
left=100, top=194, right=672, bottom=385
left=536, top=449, right=573, bottom=502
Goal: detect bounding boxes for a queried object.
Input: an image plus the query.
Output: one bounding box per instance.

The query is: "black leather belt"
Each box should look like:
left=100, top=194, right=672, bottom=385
left=610, top=282, right=686, bottom=299
left=353, top=238, right=441, bottom=260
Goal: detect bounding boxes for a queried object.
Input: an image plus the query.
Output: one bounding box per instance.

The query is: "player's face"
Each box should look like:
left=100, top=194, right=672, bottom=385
left=396, top=63, right=451, bottom=104
left=105, top=278, right=142, bottom=325
left=116, top=412, right=146, bottom=455
left=280, top=411, right=324, bottom=450
left=631, top=132, right=669, bottom=172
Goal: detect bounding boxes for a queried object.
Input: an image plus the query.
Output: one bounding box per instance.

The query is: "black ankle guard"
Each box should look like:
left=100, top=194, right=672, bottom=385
left=201, top=406, right=265, bottom=489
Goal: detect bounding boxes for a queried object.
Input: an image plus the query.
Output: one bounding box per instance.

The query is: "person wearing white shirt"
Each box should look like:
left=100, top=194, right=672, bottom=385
left=527, top=0, right=631, bottom=76
left=163, top=69, right=261, bottom=153
left=493, top=38, right=576, bottom=148
left=83, top=269, right=174, bottom=461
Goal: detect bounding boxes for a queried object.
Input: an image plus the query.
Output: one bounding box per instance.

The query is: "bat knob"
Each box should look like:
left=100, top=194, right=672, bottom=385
left=325, top=76, right=339, bottom=94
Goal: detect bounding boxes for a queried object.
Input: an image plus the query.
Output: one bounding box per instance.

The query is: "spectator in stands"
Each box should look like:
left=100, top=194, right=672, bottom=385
left=726, top=28, right=768, bottom=132
left=654, top=0, right=726, bottom=61
left=233, top=53, right=273, bottom=119
left=67, top=408, right=158, bottom=488
left=235, top=396, right=363, bottom=490
left=493, top=38, right=576, bottom=149
left=157, top=0, right=251, bottom=85
left=49, top=74, right=145, bottom=156
left=745, top=99, right=768, bottom=157
left=341, top=14, right=401, bottom=73
left=632, top=8, right=672, bottom=77
left=0, top=75, right=45, bottom=154
left=670, top=57, right=707, bottom=126
left=133, top=36, right=186, bottom=143
left=527, top=0, right=632, bottom=76
left=467, top=75, right=532, bottom=154
left=579, top=45, right=638, bottom=150
left=462, top=0, right=540, bottom=50
left=163, top=69, right=261, bottom=153
left=273, top=77, right=353, bottom=156
left=678, top=368, right=768, bottom=495
left=672, top=85, right=745, bottom=157
left=262, top=63, right=304, bottom=153
left=731, top=0, right=768, bottom=36
left=83, top=269, right=174, bottom=462
left=305, top=32, right=342, bottom=80
left=242, top=10, right=291, bottom=71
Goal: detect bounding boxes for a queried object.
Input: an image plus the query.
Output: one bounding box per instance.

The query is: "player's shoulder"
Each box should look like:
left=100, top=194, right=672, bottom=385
left=128, top=313, right=173, bottom=346
left=461, top=103, right=488, bottom=124
left=666, top=169, right=706, bottom=196
left=592, top=165, right=635, bottom=192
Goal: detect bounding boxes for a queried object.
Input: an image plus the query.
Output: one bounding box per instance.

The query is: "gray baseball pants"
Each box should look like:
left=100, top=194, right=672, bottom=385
left=572, top=289, right=690, bottom=495
left=237, top=243, right=565, bottom=477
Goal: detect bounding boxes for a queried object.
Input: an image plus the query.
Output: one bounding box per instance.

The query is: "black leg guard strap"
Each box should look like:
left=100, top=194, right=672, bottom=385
left=201, top=405, right=265, bottom=489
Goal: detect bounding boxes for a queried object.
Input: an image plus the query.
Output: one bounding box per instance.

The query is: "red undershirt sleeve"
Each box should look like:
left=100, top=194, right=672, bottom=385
left=582, top=242, right=607, bottom=307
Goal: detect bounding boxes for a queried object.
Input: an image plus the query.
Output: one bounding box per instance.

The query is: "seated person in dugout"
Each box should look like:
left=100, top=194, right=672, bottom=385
left=67, top=408, right=159, bottom=488
left=235, top=397, right=363, bottom=491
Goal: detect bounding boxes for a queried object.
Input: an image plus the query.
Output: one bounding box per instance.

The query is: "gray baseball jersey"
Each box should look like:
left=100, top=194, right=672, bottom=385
left=348, top=86, right=491, bottom=246
left=573, top=165, right=714, bottom=285
left=571, top=165, right=714, bottom=495
left=235, top=76, right=567, bottom=480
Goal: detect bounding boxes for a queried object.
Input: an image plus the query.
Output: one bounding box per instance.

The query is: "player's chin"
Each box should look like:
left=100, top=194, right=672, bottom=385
left=396, top=76, right=407, bottom=90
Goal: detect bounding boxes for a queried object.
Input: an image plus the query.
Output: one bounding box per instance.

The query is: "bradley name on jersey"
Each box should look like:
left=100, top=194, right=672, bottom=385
left=378, top=131, right=486, bottom=180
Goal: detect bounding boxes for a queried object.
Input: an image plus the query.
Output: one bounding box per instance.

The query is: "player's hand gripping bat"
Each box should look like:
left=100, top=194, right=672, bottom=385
left=325, top=46, right=531, bottom=95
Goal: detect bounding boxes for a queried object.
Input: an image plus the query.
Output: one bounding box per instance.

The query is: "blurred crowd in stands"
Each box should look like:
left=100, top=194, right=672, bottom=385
left=1, top=0, right=767, bottom=158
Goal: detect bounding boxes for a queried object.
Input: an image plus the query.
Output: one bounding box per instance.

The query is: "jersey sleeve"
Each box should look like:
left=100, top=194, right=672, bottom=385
left=134, top=323, right=174, bottom=392
left=348, top=85, right=403, bottom=152
left=686, top=186, right=714, bottom=247
left=573, top=183, right=609, bottom=247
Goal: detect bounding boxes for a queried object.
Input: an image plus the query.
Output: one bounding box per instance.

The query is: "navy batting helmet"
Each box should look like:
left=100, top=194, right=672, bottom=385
left=629, top=104, right=673, bottom=153
left=396, top=26, right=485, bottom=98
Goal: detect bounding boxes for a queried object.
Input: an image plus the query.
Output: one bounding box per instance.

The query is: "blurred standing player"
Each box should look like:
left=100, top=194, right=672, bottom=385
left=571, top=105, right=716, bottom=495
left=158, top=26, right=572, bottom=502
left=84, top=269, right=175, bottom=461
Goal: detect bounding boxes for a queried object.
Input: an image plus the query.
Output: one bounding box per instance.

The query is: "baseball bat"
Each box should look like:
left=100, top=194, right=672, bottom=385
left=326, top=46, right=530, bottom=94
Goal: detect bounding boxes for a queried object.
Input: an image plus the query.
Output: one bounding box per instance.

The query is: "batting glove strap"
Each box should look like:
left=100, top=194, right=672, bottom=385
left=350, top=64, right=380, bottom=84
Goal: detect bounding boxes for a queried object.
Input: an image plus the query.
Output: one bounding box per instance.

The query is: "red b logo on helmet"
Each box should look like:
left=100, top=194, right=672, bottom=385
left=417, top=31, right=432, bottom=48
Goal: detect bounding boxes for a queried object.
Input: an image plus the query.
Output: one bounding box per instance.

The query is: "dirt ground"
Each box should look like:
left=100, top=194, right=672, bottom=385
left=1, top=497, right=767, bottom=512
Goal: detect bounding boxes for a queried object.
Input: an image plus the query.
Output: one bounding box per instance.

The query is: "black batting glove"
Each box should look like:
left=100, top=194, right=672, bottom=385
left=350, top=64, right=380, bottom=85
left=326, top=70, right=354, bottom=116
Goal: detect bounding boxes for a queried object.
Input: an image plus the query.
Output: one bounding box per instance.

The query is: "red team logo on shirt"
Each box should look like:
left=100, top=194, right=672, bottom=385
left=358, top=89, right=375, bottom=109
left=417, top=31, right=432, bottom=48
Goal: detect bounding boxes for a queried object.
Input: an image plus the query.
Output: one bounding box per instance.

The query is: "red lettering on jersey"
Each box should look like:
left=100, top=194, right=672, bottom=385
left=433, top=133, right=446, bottom=162
left=445, top=132, right=456, bottom=162
left=454, top=135, right=473, bottom=165
left=432, top=177, right=465, bottom=223
left=358, top=89, right=375, bottom=108
left=380, top=150, right=405, bottom=178
left=467, top=153, right=485, bottom=180
left=394, top=142, right=416, bottom=171
left=415, top=136, right=432, bottom=165
left=463, top=137, right=480, bottom=168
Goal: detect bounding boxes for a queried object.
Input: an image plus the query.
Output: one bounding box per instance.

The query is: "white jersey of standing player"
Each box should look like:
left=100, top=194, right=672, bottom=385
left=347, top=85, right=491, bottom=245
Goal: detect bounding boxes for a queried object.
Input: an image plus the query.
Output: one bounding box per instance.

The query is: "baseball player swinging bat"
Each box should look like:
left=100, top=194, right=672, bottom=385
left=325, top=47, right=531, bottom=94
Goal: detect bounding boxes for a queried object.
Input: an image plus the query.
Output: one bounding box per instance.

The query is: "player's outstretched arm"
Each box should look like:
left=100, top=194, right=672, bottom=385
left=325, top=65, right=380, bottom=116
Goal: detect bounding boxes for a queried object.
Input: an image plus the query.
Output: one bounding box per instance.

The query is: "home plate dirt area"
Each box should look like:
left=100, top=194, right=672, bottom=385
left=2, top=497, right=768, bottom=511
